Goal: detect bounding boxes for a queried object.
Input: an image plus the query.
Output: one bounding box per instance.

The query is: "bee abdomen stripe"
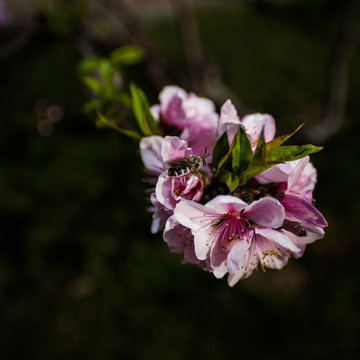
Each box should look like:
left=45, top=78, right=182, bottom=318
left=168, top=166, right=192, bottom=177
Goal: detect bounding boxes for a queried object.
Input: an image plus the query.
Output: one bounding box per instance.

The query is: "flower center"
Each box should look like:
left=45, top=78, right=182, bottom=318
left=213, top=211, right=252, bottom=251
left=172, top=174, right=204, bottom=202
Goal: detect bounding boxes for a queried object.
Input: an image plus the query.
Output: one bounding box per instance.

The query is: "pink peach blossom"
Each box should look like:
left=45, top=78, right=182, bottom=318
left=151, top=86, right=218, bottom=158
left=140, top=135, right=206, bottom=233
left=152, top=85, right=218, bottom=131
left=218, top=99, right=275, bottom=151
left=174, top=195, right=300, bottom=285
left=163, top=215, right=211, bottom=270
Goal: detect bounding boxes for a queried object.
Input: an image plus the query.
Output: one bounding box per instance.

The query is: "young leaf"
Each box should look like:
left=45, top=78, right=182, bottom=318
left=96, top=111, right=142, bottom=140
left=239, top=163, right=274, bottom=186
left=110, top=46, right=145, bottom=66
left=78, top=56, right=102, bottom=73
left=82, top=75, right=102, bottom=95
left=211, top=131, right=229, bottom=170
left=266, top=123, right=304, bottom=150
left=130, top=83, right=153, bottom=136
left=145, top=108, right=158, bottom=134
left=238, top=129, right=266, bottom=185
left=98, top=60, right=114, bottom=87
left=114, top=92, right=132, bottom=108
left=250, top=129, right=266, bottom=168
left=221, top=169, right=233, bottom=192
left=232, top=126, right=253, bottom=177
left=215, top=144, right=233, bottom=177
left=231, top=174, right=240, bottom=192
left=83, top=99, right=103, bottom=113
left=265, top=144, right=323, bottom=163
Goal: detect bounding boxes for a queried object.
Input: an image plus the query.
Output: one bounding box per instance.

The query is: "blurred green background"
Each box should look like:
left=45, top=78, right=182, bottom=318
left=0, top=0, right=359, bottom=359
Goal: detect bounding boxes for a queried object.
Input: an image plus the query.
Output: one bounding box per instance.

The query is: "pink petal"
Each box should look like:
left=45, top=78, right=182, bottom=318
left=155, top=174, right=177, bottom=211
left=241, top=113, right=276, bottom=150
left=193, top=229, right=213, bottom=260
left=163, top=96, right=187, bottom=128
left=218, top=100, right=241, bottom=144
left=205, top=195, right=247, bottom=214
left=287, top=156, right=310, bottom=191
left=288, top=159, right=317, bottom=195
left=227, top=251, right=257, bottom=286
left=180, top=125, right=217, bottom=161
left=183, top=95, right=217, bottom=120
left=256, top=233, right=291, bottom=269
left=227, top=240, right=252, bottom=274
left=218, top=99, right=240, bottom=132
left=283, top=225, right=325, bottom=247
left=244, top=197, right=285, bottom=228
left=140, top=136, right=164, bottom=173
left=163, top=216, right=200, bottom=264
left=150, top=104, right=161, bottom=121
left=174, top=199, right=215, bottom=231
left=254, top=160, right=301, bottom=184
left=159, top=85, right=187, bottom=106
left=255, top=228, right=301, bottom=253
left=281, top=195, right=328, bottom=227
left=161, top=136, right=192, bottom=163
left=212, top=261, right=228, bottom=279
left=150, top=193, right=170, bottom=234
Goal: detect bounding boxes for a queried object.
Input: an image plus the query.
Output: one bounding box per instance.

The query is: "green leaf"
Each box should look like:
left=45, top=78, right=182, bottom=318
left=110, top=46, right=145, bottom=66
left=78, top=56, right=102, bottom=73
left=114, top=92, right=132, bottom=107
left=232, top=126, right=253, bottom=177
left=219, top=171, right=239, bottom=193
left=99, top=60, right=114, bottom=87
left=221, top=170, right=232, bottom=192
left=266, top=123, right=304, bottom=150
left=96, top=111, right=141, bottom=140
left=211, top=131, right=229, bottom=170
left=265, top=144, right=323, bottom=163
left=130, top=83, right=158, bottom=136
left=231, top=174, right=239, bottom=192
left=144, top=108, right=158, bottom=135
left=82, top=75, right=102, bottom=95
left=213, top=129, right=243, bottom=178
left=83, top=99, right=103, bottom=113
left=237, top=129, right=267, bottom=185
left=250, top=129, right=266, bottom=168
left=216, top=146, right=233, bottom=177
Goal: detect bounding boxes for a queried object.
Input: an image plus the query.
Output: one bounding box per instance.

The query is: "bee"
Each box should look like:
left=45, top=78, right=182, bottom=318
left=282, top=219, right=307, bottom=237
left=166, top=149, right=209, bottom=178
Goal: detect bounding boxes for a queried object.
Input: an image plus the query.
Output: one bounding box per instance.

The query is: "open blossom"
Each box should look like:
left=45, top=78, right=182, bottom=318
left=218, top=99, right=276, bottom=151
left=174, top=195, right=301, bottom=285
left=255, top=156, right=317, bottom=196
left=253, top=156, right=328, bottom=257
left=163, top=215, right=211, bottom=270
left=140, top=135, right=205, bottom=233
left=151, top=85, right=218, bottom=131
left=151, top=85, right=218, bottom=158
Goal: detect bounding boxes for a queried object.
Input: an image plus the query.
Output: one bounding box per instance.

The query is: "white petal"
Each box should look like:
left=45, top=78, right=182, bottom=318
left=255, top=228, right=301, bottom=253
left=140, top=136, right=164, bottom=173
left=205, top=195, right=247, bottom=214
left=193, top=229, right=212, bottom=260
left=174, top=200, right=215, bottom=231
left=227, top=240, right=252, bottom=274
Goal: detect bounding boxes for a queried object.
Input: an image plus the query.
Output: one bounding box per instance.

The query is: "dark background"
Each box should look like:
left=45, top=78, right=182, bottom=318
left=0, top=0, right=359, bottom=359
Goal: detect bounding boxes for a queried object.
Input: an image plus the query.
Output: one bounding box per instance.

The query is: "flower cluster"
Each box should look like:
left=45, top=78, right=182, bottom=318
left=140, top=86, right=327, bottom=286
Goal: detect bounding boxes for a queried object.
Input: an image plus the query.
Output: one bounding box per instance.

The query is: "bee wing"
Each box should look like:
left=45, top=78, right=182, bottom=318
left=165, top=158, right=190, bottom=168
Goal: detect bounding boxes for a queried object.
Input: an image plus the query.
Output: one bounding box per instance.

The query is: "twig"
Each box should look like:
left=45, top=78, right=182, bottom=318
left=98, top=0, right=170, bottom=90
left=170, top=0, right=249, bottom=112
